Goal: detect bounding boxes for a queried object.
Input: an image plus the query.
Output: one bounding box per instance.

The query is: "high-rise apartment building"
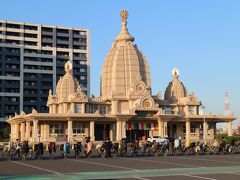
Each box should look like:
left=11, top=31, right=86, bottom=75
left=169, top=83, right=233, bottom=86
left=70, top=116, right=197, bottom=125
left=0, top=20, right=90, bottom=121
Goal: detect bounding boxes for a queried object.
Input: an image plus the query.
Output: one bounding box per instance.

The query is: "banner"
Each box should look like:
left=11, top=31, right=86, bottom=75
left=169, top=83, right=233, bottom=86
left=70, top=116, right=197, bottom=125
left=127, top=122, right=158, bottom=130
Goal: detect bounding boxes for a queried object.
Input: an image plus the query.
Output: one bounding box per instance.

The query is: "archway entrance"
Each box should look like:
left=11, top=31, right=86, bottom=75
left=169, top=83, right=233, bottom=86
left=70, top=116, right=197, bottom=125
left=94, top=124, right=110, bottom=141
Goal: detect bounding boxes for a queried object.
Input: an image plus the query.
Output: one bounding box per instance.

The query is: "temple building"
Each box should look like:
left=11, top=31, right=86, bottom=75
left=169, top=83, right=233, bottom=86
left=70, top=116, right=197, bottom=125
left=6, top=10, right=236, bottom=146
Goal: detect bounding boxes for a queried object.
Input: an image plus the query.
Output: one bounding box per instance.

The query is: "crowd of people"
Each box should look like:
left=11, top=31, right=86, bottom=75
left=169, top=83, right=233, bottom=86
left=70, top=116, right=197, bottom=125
left=0, top=136, right=240, bottom=160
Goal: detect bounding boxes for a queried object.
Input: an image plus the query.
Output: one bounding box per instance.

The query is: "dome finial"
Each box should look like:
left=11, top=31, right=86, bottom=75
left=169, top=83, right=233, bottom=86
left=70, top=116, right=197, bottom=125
left=65, top=61, right=72, bottom=74
left=115, top=10, right=134, bottom=43
left=172, top=68, right=179, bottom=79
left=121, top=9, right=128, bottom=23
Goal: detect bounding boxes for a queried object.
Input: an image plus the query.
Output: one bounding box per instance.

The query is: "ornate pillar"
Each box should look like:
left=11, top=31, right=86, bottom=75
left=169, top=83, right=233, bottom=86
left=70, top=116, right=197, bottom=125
left=25, top=122, right=30, bottom=140
left=20, top=122, right=25, bottom=141
left=228, top=121, right=233, bottom=136
left=68, top=120, right=73, bottom=142
left=33, top=120, right=39, bottom=142
left=90, top=121, right=95, bottom=141
left=185, top=119, right=190, bottom=147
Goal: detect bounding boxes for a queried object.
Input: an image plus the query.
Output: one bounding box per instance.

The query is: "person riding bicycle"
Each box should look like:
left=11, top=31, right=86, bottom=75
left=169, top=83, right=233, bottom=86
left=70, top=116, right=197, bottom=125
left=85, top=137, right=93, bottom=157
left=119, top=138, right=127, bottom=156
left=14, top=139, right=21, bottom=159
left=103, top=138, right=113, bottom=158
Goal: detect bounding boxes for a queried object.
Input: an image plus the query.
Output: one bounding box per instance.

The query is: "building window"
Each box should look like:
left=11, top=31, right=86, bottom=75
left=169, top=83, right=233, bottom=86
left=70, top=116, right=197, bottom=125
left=50, top=124, right=64, bottom=137
left=80, top=68, right=86, bottom=72
left=80, top=76, right=86, bottom=80
left=99, top=105, right=106, bottom=114
left=75, top=104, right=82, bottom=113
left=190, top=124, right=197, bottom=133
left=165, top=107, right=172, bottom=114
left=189, top=106, right=194, bottom=115
left=73, top=123, right=86, bottom=135
left=89, top=105, right=97, bottom=113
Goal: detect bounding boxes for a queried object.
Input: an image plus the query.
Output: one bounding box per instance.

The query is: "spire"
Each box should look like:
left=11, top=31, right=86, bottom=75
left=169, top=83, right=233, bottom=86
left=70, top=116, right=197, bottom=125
left=115, top=10, right=134, bottom=43
left=224, top=90, right=230, bottom=115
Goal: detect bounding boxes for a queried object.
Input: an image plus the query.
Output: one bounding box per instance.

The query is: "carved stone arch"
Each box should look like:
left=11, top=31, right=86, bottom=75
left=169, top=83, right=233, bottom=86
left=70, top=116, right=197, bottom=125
left=140, top=95, right=154, bottom=109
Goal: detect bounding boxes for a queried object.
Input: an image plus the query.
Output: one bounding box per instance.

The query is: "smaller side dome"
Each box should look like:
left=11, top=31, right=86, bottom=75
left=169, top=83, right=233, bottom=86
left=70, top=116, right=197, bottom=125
left=164, top=68, right=187, bottom=103
left=56, top=61, right=80, bottom=102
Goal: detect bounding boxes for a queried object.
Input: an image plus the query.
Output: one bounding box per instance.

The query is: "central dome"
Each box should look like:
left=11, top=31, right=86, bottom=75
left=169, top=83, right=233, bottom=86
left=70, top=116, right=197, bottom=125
left=101, top=10, right=151, bottom=99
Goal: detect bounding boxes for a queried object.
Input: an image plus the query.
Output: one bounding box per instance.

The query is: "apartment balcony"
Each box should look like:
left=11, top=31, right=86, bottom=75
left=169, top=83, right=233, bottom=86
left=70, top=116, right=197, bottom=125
left=57, top=32, right=70, bottom=37
left=24, top=37, right=38, bottom=42
left=42, top=38, right=53, bottom=43
left=5, top=59, right=20, bottom=64
left=73, top=41, right=87, bottom=46
left=5, top=51, right=20, bottom=56
left=24, top=29, right=38, bottom=34
left=57, top=39, right=69, bottom=45
left=73, top=56, right=87, bottom=61
left=73, top=34, right=87, bottom=38
left=42, top=31, right=53, bottom=36
left=56, top=55, right=69, bottom=59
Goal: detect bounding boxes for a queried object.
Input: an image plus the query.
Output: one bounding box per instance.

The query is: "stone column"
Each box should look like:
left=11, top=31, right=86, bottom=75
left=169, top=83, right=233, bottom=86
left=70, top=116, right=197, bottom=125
left=121, top=121, right=126, bottom=139
left=163, top=122, right=168, bottom=137
left=40, top=124, right=44, bottom=141
left=45, top=124, right=49, bottom=141
left=71, top=103, right=75, bottom=113
left=25, top=122, right=30, bottom=141
left=90, top=121, right=95, bottom=141
left=20, top=123, right=25, bottom=141
left=10, top=124, right=14, bottom=142
left=110, top=124, right=114, bottom=141
left=68, top=120, right=73, bottom=142
left=158, top=118, right=164, bottom=137
left=53, top=104, right=57, bottom=113
left=185, top=119, right=191, bottom=147
left=15, top=124, right=20, bottom=141
left=64, top=103, right=68, bottom=114
left=116, top=121, right=122, bottom=141
left=49, top=106, right=53, bottom=114
left=203, top=121, right=208, bottom=144
left=33, top=120, right=39, bottom=143
left=228, top=121, right=233, bottom=136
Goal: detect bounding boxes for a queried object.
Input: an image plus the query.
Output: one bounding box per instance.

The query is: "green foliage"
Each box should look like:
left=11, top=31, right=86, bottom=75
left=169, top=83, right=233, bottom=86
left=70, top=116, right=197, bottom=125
left=217, top=134, right=240, bottom=144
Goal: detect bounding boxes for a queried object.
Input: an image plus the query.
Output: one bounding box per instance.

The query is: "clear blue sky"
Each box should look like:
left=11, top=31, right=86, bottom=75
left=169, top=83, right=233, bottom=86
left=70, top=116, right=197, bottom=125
left=1, top=0, right=239, bottom=127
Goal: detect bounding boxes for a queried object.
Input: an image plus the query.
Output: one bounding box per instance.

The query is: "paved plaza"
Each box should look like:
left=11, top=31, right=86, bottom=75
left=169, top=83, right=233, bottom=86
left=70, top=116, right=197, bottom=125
left=0, top=154, right=240, bottom=179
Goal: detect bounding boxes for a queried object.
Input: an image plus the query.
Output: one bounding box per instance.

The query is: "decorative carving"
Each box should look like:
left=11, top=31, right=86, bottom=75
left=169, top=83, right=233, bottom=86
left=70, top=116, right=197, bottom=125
left=142, top=99, right=152, bottom=109
left=130, top=76, right=149, bottom=96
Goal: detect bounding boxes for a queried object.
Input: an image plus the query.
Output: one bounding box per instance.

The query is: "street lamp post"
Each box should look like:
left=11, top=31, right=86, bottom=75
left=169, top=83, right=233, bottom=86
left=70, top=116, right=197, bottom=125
left=201, top=105, right=206, bottom=145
